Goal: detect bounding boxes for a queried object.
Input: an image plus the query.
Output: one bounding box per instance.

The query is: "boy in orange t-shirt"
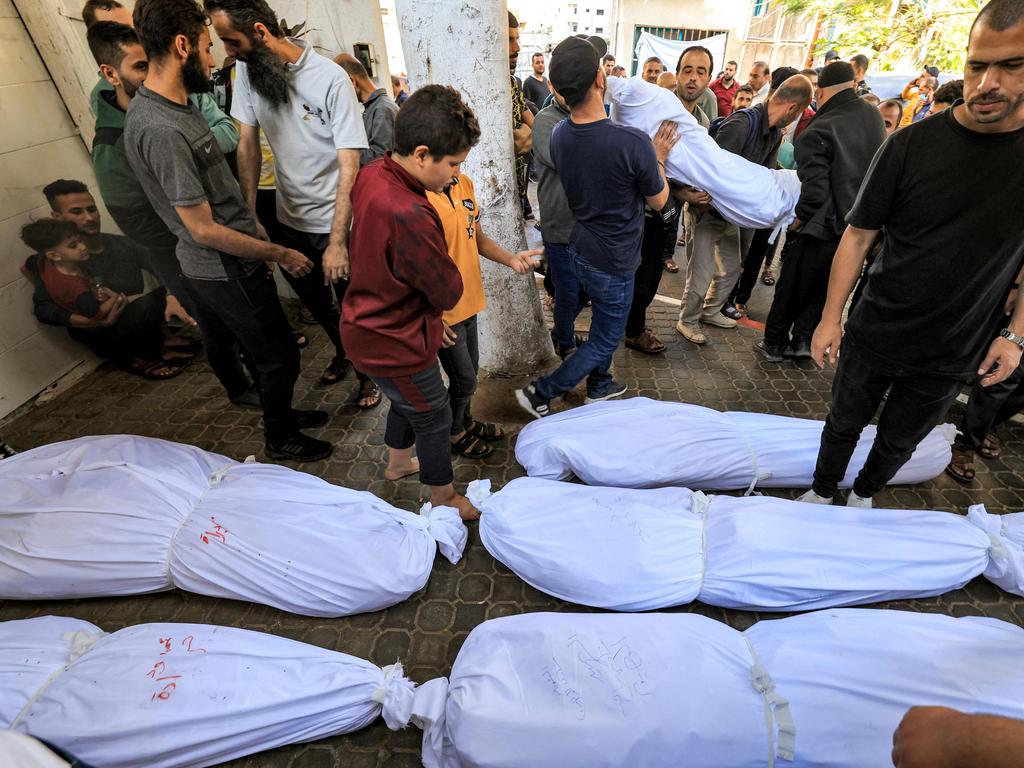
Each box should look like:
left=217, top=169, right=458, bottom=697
left=426, top=174, right=540, bottom=459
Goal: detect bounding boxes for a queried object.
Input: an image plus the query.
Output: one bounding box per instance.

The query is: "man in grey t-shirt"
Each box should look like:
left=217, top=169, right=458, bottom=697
left=125, top=0, right=333, bottom=462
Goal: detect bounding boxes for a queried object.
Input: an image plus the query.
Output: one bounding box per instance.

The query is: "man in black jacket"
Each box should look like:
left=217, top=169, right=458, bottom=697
left=756, top=62, right=885, bottom=361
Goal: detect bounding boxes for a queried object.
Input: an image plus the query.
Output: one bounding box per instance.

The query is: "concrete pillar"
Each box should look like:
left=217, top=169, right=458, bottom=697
left=395, top=0, right=555, bottom=375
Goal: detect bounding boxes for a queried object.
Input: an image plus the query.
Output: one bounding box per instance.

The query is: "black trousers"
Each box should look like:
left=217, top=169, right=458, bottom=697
left=437, top=314, right=479, bottom=435
left=371, top=363, right=454, bottom=486
left=812, top=335, right=964, bottom=498
left=764, top=233, right=839, bottom=349
left=730, top=227, right=775, bottom=306
left=68, top=289, right=165, bottom=362
left=626, top=215, right=666, bottom=338
left=186, top=266, right=299, bottom=441
left=955, top=363, right=1024, bottom=452
left=145, top=244, right=197, bottom=318
left=662, top=199, right=681, bottom=261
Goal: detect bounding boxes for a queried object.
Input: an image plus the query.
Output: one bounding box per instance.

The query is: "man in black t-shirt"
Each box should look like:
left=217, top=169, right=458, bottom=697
left=523, top=52, right=551, bottom=108
left=801, top=0, right=1024, bottom=508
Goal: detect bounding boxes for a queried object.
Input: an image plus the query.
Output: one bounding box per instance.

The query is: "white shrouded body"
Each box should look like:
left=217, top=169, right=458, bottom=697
left=475, top=477, right=1024, bottom=611
left=423, top=610, right=1024, bottom=767
left=0, top=616, right=437, bottom=768
left=606, top=75, right=802, bottom=231
left=0, top=435, right=466, bottom=616
left=515, top=398, right=954, bottom=490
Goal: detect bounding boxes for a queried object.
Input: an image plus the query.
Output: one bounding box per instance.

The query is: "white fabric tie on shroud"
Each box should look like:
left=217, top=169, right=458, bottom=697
left=605, top=75, right=801, bottom=233
left=0, top=435, right=466, bottom=616
left=420, top=609, right=1024, bottom=768
left=514, top=398, right=954, bottom=491
left=474, top=477, right=1024, bottom=612
left=0, top=616, right=431, bottom=768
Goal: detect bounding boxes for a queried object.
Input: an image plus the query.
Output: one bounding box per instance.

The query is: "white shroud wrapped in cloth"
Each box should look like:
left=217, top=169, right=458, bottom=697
left=0, top=435, right=466, bottom=616
left=0, top=616, right=445, bottom=768
left=605, top=75, right=802, bottom=231
left=473, top=478, right=1024, bottom=611
left=515, top=398, right=954, bottom=491
left=411, top=609, right=1024, bottom=768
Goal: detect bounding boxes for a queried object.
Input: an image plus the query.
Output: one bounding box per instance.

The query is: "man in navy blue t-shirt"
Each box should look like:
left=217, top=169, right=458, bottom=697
left=516, top=35, right=677, bottom=418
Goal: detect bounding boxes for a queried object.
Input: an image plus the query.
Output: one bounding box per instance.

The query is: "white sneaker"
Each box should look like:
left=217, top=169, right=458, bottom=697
left=675, top=321, right=706, bottom=344
left=797, top=489, right=834, bottom=505
left=846, top=491, right=873, bottom=508
left=701, top=313, right=738, bottom=329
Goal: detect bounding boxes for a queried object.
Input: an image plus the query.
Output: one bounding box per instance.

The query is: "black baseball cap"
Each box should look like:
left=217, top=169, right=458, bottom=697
left=824, top=49, right=840, bottom=61
left=549, top=34, right=608, bottom=106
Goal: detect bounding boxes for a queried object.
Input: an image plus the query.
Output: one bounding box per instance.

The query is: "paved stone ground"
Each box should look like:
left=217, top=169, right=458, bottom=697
left=3, top=228, right=1024, bottom=767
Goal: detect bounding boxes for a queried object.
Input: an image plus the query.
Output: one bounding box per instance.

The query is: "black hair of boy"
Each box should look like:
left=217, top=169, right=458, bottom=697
left=87, top=19, right=139, bottom=68
left=20, top=219, right=80, bottom=255
left=392, top=85, right=481, bottom=160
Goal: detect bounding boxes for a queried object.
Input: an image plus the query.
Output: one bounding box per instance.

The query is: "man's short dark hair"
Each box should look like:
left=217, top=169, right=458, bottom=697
left=202, top=0, right=282, bottom=37
left=82, top=0, right=124, bottom=28
left=133, top=0, right=208, bottom=62
left=508, top=11, right=518, bottom=27
left=393, top=85, right=480, bottom=160
left=753, top=60, right=770, bottom=75
left=773, top=76, right=813, bottom=105
left=879, top=98, right=904, bottom=124
left=532, top=51, right=545, bottom=61
left=42, top=179, right=90, bottom=209
left=727, top=59, right=738, bottom=67
left=850, top=53, right=870, bottom=72
left=21, top=219, right=79, bottom=255
left=643, top=56, right=662, bottom=66
left=934, top=78, right=964, bottom=105
left=799, top=67, right=817, bottom=78
left=676, top=45, right=713, bottom=76
left=602, top=54, right=616, bottom=63
left=87, top=20, right=139, bottom=68
left=972, top=0, right=1024, bottom=34
left=735, top=84, right=755, bottom=96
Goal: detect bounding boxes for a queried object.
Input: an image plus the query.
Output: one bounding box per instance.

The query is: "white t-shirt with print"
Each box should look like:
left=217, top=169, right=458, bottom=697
left=231, top=39, right=368, bottom=233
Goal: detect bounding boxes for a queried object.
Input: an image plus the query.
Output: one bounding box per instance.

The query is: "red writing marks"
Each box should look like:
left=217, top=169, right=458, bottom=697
left=199, top=516, right=229, bottom=545
left=146, top=635, right=208, bottom=703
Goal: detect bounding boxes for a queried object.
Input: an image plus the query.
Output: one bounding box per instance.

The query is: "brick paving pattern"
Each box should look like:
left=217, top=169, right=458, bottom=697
left=3, top=233, right=1023, bottom=766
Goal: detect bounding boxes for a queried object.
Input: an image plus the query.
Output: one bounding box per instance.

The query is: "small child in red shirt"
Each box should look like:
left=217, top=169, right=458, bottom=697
left=21, top=219, right=180, bottom=379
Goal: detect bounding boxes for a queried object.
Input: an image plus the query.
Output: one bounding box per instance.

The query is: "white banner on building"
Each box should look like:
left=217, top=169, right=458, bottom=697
left=634, top=30, right=728, bottom=76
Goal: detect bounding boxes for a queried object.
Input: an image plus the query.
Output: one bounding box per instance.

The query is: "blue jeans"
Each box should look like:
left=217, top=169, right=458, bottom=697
left=534, top=248, right=634, bottom=401
left=544, top=241, right=584, bottom=353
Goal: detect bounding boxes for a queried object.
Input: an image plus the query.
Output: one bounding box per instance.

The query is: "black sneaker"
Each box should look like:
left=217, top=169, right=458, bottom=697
left=585, top=380, right=628, bottom=404
left=721, top=304, right=744, bottom=321
left=293, top=409, right=329, bottom=429
left=0, top=439, right=17, bottom=459
left=783, top=340, right=813, bottom=359
left=230, top=384, right=261, bottom=409
left=265, top=432, right=333, bottom=461
left=515, top=384, right=550, bottom=419
left=754, top=340, right=784, bottom=363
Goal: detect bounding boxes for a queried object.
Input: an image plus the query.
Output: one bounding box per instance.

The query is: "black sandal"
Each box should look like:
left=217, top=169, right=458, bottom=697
left=467, top=420, right=505, bottom=442
left=127, top=360, right=184, bottom=380
left=452, top=432, right=493, bottom=459
left=356, top=379, right=382, bottom=409
left=979, top=433, right=1001, bottom=460
left=319, top=355, right=351, bottom=386
left=291, top=328, right=308, bottom=349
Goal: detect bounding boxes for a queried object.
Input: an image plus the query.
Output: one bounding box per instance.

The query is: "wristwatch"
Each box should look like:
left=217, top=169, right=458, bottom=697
left=999, top=328, right=1024, bottom=349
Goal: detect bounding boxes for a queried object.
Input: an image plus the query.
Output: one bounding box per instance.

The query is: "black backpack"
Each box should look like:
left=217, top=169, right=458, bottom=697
left=708, top=106, right=762, bottom=158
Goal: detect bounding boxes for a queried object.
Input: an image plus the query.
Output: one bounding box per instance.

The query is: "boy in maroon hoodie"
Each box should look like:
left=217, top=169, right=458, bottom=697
left=341, top=85, right=479, bottom=521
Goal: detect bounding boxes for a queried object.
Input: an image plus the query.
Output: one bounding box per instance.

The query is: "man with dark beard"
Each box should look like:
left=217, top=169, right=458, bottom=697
left=204, top=0, right=376, bottom=403
left=125, top=0, right=334, bottom=463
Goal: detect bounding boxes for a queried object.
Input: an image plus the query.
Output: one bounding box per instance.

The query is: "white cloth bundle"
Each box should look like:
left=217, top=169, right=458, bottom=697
left=473, top=477, right=1024, bottom=611
left=605, top=75, right=801, bottom=231
left=415, top=609, right=1024, bottom=767
left=515, top=398, right=954, bottom=491
left=1, top=615, right=444, bottom=768
left=0, top=435, right=466, bottom=616
left=0, top=733, right=70, bottom=768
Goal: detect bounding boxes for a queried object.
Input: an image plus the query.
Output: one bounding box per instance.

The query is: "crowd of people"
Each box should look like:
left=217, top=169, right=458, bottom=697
left=13, top=0, right=1024, bottom=530
left=6, top=0, right=1024, bottom=761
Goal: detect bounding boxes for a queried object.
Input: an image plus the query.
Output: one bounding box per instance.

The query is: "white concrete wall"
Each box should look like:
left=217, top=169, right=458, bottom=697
left=0, top=0, right=102, bottom=419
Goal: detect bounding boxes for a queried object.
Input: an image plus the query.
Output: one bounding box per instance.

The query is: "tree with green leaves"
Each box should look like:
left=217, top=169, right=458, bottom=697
left=782, top=0, right=982, bottom=72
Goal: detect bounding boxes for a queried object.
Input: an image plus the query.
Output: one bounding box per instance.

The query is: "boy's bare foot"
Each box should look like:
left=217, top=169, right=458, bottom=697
left=431, top=490, right=480, bottom=522
left=385, top=457, right=419, bottom=481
